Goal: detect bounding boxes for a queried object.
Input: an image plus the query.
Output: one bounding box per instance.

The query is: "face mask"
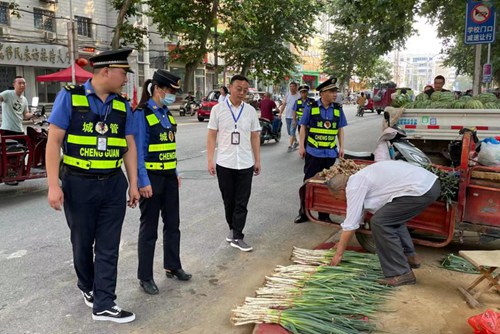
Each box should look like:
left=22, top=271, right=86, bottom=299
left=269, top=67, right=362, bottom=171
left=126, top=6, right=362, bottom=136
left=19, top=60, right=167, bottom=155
left=161, top=93, right=176, bottom=106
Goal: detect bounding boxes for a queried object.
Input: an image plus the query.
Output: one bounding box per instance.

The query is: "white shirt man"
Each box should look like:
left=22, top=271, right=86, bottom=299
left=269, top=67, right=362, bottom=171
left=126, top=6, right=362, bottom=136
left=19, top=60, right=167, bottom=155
left=279, top=82, right=300, bottom=151
left=207, top=75, right=261, bottom=252
left=0, top=76, right=32, bottom=134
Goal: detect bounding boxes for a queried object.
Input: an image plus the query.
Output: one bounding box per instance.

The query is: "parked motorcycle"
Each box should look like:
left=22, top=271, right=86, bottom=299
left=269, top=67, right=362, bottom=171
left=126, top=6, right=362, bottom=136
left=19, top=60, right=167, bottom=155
left=27, top=105, right=48, bottom=168
left=259, top=112, right=282, bottom=145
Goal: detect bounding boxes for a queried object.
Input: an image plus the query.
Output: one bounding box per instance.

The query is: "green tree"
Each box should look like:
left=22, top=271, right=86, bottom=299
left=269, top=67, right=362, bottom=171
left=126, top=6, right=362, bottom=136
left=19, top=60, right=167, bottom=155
left=420, top=0, right=500, bottom=85
left=364, top=57, right=393, bottom=86
left=220, top=0, right=319, bottom=82
left=147, top=0, right=217, bottom=92
left=110, top=0, right=147, bottom=50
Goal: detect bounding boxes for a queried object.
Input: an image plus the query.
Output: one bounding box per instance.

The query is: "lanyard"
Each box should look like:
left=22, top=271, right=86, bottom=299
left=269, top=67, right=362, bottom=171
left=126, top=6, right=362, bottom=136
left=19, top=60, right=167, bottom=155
left=89, top=95, right=112, bottom=122
left=226, top=100, right=244, bottom=130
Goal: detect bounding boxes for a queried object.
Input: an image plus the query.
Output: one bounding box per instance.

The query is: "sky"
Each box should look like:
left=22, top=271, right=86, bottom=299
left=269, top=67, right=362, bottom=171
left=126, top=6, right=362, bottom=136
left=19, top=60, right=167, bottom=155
left=403, top=16, right=444, bottom=55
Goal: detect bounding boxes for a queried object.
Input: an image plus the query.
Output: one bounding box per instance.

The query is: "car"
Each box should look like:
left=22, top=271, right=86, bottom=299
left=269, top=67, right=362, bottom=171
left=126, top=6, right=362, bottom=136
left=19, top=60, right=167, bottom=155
left=197, top=90, right=220, bottom=122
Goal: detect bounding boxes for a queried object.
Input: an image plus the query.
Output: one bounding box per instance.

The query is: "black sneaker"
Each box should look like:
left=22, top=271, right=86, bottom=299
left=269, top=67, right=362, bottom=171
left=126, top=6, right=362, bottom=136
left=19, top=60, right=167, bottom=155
left=92, top=305, right=136, bottom=323
left=81, top=291, right=93, bottom=308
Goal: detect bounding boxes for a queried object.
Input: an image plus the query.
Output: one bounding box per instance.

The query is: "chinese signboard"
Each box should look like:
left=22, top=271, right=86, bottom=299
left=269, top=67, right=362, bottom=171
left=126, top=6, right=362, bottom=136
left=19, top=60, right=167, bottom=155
left=465, top=0, right=496, bottom=44
left=483, top=63, right=492, bottom=83
left=0, top=42, right=70, bottom=68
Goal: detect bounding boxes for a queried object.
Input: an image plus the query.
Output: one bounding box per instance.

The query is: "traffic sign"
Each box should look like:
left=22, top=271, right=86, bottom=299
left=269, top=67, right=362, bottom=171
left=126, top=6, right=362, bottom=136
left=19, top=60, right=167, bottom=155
left=465, top=0, right=496, bottom=44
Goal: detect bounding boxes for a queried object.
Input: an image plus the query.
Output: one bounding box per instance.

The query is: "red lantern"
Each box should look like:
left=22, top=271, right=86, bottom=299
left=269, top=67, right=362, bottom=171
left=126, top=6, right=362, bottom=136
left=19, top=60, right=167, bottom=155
left=76, top=58, right=89, bottom=66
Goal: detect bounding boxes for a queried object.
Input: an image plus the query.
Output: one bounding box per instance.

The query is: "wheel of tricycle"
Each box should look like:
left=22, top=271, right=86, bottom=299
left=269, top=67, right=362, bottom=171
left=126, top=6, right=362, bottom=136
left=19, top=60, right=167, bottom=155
left=355, top=232, right=377, bottom=253
left=197, top=116, right=204, bottom=122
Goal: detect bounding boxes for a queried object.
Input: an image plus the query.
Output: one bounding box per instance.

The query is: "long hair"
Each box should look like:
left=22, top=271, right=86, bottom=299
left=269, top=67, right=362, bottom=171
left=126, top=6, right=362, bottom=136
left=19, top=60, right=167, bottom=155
left=136, top=77, right=172, bottom=111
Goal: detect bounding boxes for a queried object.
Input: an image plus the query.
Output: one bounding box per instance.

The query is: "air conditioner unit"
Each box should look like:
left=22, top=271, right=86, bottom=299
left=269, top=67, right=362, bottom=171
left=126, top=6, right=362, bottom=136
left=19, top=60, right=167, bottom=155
left=44, top=31, right=56, bottom=41
left=0, top=27, right=10, bottom=36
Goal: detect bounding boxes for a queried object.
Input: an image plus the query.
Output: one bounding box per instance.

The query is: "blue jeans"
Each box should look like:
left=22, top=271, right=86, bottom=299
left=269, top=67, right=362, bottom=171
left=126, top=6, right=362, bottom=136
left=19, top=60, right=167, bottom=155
left=286, top=118, right=296, bottom=137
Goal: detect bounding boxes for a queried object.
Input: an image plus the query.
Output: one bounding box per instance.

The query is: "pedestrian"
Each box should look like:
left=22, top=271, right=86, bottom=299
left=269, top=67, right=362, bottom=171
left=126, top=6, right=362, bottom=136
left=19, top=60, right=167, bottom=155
left=293, top=85, right=314, bottom=128
left=295, top=77, right=347, bottom=224
left=356, top=92, right=366, bottom=117
left=46, top=49, right=140, bottom=323
left=0, top=76, right=33, bottom=136
left=328, top=160, right=441, bottom=286
left=195, top=86, right=203, bottom=101
left=218, top=86, right=229, bottom=103
left=206, top=74, right=261, bottom=252
left=425, top=75, right=450, bottom=97
left=134, top=69, right=192, bottom=296
left=279, top=82, right=300, bottom=152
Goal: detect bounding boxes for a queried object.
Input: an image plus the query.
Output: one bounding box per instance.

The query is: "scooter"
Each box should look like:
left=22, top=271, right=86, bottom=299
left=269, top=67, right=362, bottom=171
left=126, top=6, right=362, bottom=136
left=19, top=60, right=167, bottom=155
left=27, top=104, right=48, bottom=168
left=259, top=110, right=282, bottom=145
left=344, top=125, right=431, bottom=166
left=179, top=99, right=200, bottom=116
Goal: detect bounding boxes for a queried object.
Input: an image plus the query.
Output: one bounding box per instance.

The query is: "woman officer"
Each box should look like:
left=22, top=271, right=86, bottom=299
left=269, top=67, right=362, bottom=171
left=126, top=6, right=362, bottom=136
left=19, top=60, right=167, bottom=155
left=135, top=69, right=192, bottom=295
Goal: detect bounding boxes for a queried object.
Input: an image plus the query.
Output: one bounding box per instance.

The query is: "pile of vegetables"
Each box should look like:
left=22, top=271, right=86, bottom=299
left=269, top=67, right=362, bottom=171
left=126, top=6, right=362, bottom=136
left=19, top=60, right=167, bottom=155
left=402, top=92, right=500, bottom=110
left=318, top=158, right=364, bottom=180
left=231, top=247, right=393, bottom=334
left=440, top=254, right=479, bottom=274
left=424, top=165, right=460, bottom=207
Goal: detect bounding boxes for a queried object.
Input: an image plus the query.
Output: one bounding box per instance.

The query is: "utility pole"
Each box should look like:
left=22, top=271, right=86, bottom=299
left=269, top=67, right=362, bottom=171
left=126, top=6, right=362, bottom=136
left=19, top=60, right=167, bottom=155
left=68, top=0, right=77, bottom=84
left=213, top=0, right=219, bottom=90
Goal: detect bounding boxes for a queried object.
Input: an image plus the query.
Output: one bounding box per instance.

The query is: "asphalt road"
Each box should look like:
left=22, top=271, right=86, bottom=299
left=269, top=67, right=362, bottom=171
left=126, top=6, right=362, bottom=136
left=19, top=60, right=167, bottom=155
left=0, top=105, right=383, bottom=334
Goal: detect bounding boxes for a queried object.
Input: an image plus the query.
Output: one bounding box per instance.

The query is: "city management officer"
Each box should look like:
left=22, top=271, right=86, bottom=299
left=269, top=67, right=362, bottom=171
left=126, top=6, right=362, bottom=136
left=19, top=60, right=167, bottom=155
left=46, top=49, right=139, bottom=323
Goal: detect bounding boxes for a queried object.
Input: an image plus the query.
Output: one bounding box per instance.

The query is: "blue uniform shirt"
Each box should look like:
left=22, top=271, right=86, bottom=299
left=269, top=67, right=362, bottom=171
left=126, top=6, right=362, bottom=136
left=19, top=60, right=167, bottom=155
left=134, top=98, right=176, bottom=188
left=49, top=79, right=135, bottom=135
left=299, top=101, right=348, bottom=158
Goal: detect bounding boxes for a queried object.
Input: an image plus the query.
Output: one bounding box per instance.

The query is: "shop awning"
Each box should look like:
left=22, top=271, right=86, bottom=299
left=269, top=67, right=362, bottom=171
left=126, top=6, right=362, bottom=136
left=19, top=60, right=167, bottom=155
left=36, top=64, right=93, bottom=83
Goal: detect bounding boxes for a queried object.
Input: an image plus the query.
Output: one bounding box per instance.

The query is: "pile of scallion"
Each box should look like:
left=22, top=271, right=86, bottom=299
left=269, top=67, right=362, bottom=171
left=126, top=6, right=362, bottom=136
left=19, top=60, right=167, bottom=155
left=231, top=247, right=393, bottom=334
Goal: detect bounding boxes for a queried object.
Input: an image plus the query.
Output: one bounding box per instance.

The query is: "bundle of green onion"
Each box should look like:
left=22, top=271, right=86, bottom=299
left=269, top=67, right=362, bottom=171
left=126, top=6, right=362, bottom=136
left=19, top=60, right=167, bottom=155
left=231, top=248, right=393, bottom=333
left=440, top=253, right=480, bottom=274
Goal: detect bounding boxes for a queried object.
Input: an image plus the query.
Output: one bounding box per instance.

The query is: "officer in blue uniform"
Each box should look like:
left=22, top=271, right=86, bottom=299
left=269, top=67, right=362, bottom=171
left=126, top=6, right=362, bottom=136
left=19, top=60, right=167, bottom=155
left=134, top=69, right=192, bottom=295
left=293, top=85, right=315, bottom=134
left=294, top=77, right=348, bottom=224
left=46, top=49, right=140, bottom=323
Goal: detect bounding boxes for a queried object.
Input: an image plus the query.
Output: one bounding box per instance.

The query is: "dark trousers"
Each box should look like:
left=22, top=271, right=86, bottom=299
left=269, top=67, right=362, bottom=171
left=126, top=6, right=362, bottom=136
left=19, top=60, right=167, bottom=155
left=62, top=171, right=128, bottom=312
left=216, top=165, right=254, bottom=240
left=371, top=180, right=441, bottom=277
left=138, top=173, right=181, bottom=280
left=298, top=153, right=336, bottom=217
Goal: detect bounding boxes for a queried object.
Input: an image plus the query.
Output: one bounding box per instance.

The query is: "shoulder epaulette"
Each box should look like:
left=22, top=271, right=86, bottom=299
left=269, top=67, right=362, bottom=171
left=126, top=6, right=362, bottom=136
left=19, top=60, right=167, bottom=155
left=63, top=84, right=79, bottom=91
left=63, top=84, right=85, bottom=94
left=308, top=99, right=318, bottom=107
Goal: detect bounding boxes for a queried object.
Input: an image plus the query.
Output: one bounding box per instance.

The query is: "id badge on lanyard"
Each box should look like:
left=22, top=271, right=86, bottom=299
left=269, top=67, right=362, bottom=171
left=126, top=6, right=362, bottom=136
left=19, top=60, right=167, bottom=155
left=227, top=101, right=244, bottom=146
left=97, top=136, right=107, bottom=151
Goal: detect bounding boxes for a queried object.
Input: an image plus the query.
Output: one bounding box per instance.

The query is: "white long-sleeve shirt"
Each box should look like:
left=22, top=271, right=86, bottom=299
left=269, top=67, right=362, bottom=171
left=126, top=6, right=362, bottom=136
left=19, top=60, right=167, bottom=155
left=341, top=161, right=438, bottom=231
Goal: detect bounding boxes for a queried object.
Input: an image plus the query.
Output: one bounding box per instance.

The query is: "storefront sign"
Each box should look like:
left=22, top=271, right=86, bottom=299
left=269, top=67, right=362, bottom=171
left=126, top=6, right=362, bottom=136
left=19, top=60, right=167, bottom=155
left=0, top=42, right=70, bottom=68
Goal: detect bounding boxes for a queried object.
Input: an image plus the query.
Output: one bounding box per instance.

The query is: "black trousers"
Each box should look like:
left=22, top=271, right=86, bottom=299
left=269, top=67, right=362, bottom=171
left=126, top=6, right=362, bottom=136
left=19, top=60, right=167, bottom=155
left=298, top=153, right=336, bottom=217
left=138, top=173, right=181, bottom=281
left=216, top=165, right=254, bottom=240
left=62, top=171, right=128, bottom=312
left=371, top=180, right=441, bottom=277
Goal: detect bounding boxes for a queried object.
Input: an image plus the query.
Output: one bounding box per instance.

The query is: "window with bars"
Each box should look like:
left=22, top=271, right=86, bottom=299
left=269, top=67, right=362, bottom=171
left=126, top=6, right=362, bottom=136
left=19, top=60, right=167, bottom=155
left=34, top=8, right=55, bottom=32
left=75, top=16, right=91, bottom=37
left=0, top=2, right=9, bottom=25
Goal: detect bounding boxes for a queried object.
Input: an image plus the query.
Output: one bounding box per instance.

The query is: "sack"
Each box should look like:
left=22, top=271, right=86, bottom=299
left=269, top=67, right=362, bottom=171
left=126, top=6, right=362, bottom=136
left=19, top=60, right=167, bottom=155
left=477, top=137, right=500, bottom=166
left=468, top=309, right=500, bottom=334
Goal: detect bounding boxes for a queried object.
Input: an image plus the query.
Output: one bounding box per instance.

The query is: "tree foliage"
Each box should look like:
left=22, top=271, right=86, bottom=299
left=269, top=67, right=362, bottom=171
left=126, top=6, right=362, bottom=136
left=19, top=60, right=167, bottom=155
left=420, top=0, right=500, bottom=85
left=220, top=0, right=319, bottom=82
left=146, top=0, right=217, bottom=91
left=110, top=0, right=147, bottom=50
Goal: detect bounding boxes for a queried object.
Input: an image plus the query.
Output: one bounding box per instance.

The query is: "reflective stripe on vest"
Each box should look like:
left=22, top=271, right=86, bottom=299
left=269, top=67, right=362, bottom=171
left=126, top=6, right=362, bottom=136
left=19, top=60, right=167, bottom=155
left=112, top=99, right=126, bottom=112
left=145, top=161, right=177, bottom=170
left=63, top=155, right=123, bottom=170
left=67, top=134, right=127, bottom=147
left=148, top=143, right=176, bottom=152
left=72, top=94, right=89, bottom=108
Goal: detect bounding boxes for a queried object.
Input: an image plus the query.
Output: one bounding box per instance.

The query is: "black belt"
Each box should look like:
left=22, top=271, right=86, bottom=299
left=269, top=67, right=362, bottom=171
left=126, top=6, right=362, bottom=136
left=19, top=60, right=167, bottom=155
left=63, top=166, right=122, bottom=180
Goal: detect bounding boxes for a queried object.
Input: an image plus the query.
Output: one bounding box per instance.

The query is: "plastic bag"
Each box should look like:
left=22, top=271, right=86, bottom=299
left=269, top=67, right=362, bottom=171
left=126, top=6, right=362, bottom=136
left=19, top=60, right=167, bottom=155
left=477, top=137, right=500, bottom=166
left=468, top=309, right=500, bottom=334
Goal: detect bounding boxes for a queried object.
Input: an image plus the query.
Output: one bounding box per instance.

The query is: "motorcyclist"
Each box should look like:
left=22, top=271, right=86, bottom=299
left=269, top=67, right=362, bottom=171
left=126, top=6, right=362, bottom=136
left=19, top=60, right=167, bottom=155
left=259, top=93, right=280, bottom=133
left=356, top=92, right=366, bottom=117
